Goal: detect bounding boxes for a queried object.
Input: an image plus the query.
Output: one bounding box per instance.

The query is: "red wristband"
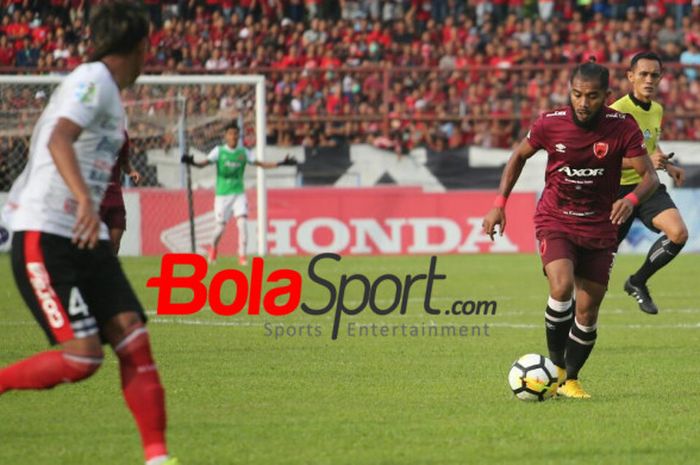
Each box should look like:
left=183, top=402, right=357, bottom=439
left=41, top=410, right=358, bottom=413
left=624, top=192, right=639, bottom=206
left=494, top=194, right=508, bottom=208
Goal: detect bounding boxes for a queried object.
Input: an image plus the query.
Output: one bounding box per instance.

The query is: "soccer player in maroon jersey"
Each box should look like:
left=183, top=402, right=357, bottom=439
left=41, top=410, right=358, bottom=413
left=482, top=62, right=659, bottom=398
left=100, top=131, right=141, bottom=254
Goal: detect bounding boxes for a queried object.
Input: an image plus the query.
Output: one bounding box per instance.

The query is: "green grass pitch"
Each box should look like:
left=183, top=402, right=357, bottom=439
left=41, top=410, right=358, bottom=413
left=1, top=253, right=699, bottom=465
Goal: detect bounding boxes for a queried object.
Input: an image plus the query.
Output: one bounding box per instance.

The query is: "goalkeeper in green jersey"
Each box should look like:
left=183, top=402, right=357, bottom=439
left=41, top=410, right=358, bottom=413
left=181, top=122, right=296, bottom=266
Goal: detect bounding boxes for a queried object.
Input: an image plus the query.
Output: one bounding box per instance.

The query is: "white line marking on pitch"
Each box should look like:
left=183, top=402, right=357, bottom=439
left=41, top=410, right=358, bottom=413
left=146, top=318, right=700, bottom=330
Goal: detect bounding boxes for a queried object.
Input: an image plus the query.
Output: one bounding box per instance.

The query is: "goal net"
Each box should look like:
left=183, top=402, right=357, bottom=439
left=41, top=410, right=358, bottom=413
left=0, top=74, right=268, bottom=256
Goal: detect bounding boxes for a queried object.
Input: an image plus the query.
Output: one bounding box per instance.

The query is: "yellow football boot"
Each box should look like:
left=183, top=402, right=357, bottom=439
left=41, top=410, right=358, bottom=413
left=558, top=379, right=591, bottom=399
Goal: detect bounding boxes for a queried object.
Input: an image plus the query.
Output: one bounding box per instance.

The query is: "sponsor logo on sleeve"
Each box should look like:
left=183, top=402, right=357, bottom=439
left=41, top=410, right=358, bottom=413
left=75, top=81, right=97, bottom=105
left=545, top=110, right=567, bottom=117
left=605, top=112, right=626, bottom=119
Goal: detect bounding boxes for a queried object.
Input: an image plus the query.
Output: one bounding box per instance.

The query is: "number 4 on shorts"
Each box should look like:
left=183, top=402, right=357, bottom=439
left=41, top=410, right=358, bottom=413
left=68, top=287, right=89, bottom=317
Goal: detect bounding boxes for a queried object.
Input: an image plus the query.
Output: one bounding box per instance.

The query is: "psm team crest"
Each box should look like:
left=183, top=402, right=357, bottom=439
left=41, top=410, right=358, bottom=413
left=593, top=142, right=609, bottom=159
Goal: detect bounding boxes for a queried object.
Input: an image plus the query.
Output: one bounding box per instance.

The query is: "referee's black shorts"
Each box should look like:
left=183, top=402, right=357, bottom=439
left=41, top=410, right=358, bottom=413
left=617, top=183, right=677, bottom=244
left=10, top=231, right=146, bottom=345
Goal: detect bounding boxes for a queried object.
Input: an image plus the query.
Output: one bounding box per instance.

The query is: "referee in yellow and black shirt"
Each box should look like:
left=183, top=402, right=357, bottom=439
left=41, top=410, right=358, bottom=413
left=611, top=51, right=688, bottom=315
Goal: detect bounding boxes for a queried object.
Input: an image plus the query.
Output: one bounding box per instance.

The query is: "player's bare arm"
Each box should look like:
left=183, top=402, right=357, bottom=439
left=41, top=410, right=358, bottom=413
left=666, top=162, right=685, bottom=187
left=622, top=146, right=668, bottom=170
left=121, top=157, right=141, bottom=184
left=610, top=154, right=659, bottom=225
left=659, top=148, right=686, bottom=186
left=180, top=154, right=210, bottom=168
left=649, top=146, right=669, bottom=169
left=47, top=117, right=100, bottom=249
left=253, top=160, right=280, bottom=169
left=621, top=147, right=685, bottom=186
left=253, top=154, right=298, bottom=169
left=482, top=138, right=538, bottom=240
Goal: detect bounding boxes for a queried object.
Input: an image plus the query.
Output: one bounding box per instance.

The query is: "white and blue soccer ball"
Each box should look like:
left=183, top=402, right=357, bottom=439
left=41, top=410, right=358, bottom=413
left=508, top=353, right=559, bottom=401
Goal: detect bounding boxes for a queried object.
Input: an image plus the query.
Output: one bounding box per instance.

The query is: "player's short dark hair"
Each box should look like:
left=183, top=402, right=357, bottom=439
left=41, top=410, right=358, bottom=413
left=89, top=1, right=149, bottom=61
left=630, top=51, right=664, bottom=71
left=224, top=122, right=240, bottom=132
left=570, top=62, right=609, bottom=90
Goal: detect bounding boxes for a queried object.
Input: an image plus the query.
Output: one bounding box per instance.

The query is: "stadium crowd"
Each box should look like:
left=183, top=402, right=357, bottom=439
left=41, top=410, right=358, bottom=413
left=2, top=0, right=700, bottom=155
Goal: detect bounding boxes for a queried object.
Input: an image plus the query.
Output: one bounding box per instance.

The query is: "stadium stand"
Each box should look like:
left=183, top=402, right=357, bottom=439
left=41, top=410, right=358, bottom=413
left=1, top=0, right=700, bottom=155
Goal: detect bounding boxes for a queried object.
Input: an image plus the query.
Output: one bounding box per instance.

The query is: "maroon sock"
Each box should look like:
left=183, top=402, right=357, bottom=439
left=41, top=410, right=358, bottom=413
left=116, top=327, right=168, bottom=461
left=0, top=350, right=101, bottom=393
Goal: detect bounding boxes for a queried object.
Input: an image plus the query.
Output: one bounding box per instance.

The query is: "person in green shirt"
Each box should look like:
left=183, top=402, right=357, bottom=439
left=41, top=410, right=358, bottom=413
left=182, top=122, right=295, bottom=266
left=610, top=52, right=688, bottom=315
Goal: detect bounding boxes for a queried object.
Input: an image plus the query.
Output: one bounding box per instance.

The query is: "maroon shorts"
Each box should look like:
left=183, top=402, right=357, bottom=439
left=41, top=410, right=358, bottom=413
left=99, top=204, right=126, bottom=231
left=537, top=230, right=617, bottom=287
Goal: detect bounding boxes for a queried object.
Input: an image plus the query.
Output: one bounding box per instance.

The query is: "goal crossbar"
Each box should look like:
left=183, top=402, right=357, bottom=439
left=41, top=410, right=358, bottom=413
left=0, top=74, right=269, bottom=256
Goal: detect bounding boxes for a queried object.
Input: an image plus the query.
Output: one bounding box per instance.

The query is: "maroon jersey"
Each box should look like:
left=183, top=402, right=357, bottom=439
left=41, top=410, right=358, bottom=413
left=527, top=106, right=647, bottom=246
left=101, top=132, right=129, bottom=208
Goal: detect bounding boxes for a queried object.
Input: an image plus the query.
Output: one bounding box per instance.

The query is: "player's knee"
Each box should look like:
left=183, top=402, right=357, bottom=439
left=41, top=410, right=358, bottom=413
left=549, top=280, right=574, bottom=301
left=575, top=311, right=598, bottom=327
left=213, top=222, right=226, bottom=237
left=667, top=226, right=688, bottom=245
left=104, top=313, right=145, bottom=347
left=62, top=353, right=103, bottom=382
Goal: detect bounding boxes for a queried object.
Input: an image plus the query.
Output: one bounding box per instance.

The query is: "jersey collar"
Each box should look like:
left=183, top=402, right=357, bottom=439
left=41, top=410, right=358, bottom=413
left=628, top=93, right=652, bottom=112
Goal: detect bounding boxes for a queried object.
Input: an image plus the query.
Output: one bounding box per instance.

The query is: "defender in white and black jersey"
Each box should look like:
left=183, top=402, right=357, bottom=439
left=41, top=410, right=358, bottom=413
left=5, top=60, right=126, bottom=238
left=0, top=3, right=179, bottom=465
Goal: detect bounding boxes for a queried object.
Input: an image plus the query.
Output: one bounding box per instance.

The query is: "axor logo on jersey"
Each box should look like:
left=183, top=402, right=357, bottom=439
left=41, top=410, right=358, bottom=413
left=558, top=166, right=605, bottom=177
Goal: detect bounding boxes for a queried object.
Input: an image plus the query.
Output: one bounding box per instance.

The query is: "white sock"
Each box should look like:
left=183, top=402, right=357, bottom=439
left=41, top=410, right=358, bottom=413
left=547, top=296, right=572, bottom=312
left=146, top=455, right=169, bottom=465
left=574, top=318, right=597, bottom=332
left=236, top=216, right=247, bottom=257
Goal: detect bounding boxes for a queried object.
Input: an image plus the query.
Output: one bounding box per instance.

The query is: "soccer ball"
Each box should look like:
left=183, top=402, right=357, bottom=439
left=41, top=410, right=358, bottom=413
left=508, top=353, right=559, bottom=401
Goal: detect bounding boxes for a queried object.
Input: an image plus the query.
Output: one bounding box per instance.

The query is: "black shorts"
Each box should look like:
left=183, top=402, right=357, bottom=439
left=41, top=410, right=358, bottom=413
left=617, top=183, right=677, bottom=243
left=11, top=231, right=146, bottom=345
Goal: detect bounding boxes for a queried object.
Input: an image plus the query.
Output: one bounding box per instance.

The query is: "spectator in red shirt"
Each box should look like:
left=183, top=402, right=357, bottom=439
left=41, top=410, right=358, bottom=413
left=5, top=10, right=29, bottom=41
left=30, top=21, right=49, bottom=44
left=317, top=45, right=338, bottom=69
left=325, top=84, right=344, bottom=115
left=279, top=44, right=303, bottom=68
left=582, top=38, right=607, bottom=63
left=0, top=34, right=14, bottom=66
left=0, top=15, right=10, bottom=36
left=65, top=43, right=81, bottom=69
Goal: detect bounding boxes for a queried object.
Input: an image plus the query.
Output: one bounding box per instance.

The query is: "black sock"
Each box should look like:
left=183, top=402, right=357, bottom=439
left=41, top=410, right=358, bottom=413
left=545, top=297, right=574, bottom=369
left=631, top=235, right=685, bottom=285
left=565, top=319, right=597, bottom=380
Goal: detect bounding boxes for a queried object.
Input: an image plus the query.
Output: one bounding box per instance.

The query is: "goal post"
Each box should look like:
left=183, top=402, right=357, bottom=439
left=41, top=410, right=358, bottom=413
left=0, top=74, right=269, bottom=256
left=136, top=75, right=268, bottom=256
